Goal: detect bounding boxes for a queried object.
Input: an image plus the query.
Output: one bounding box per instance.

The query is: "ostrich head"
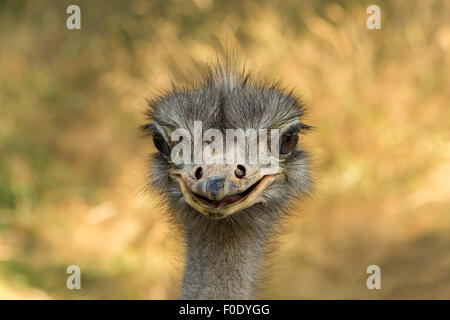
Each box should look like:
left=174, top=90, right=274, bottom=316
left=142, top=60, right=310, bottom=299
left=143, top=60, right=313, bottom=299
left=143, top=64, right=310, bottom=225
left=143, top=62, right=311, bottom=224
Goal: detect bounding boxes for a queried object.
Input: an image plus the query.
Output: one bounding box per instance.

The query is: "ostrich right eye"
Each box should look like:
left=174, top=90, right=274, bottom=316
left=153, top=136, right=171, bottom=156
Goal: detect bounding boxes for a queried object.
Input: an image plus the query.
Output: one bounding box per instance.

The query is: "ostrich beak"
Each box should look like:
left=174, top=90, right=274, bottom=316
left=170, top=164, right=281, bottom=219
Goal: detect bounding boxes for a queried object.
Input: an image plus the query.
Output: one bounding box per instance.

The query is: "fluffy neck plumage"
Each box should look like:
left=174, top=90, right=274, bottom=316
left=180, top=210, right=276, bottom=299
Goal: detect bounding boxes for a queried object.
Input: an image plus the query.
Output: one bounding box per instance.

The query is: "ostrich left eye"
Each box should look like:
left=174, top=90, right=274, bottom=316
left=280, top=132, right=298, bottom=155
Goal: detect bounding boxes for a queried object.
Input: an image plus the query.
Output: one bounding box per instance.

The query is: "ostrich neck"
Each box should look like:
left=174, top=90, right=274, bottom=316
left=180, top=217, right=272, bottom=299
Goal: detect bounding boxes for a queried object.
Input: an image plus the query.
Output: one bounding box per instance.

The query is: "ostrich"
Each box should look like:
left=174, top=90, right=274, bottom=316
left=142, top=60, right=312, bottom=299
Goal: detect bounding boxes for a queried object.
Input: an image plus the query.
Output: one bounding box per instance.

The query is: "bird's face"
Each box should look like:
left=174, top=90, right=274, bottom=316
left=144, top=72, right=311, bottom=220
left=170, top=161, right=281, bottom=219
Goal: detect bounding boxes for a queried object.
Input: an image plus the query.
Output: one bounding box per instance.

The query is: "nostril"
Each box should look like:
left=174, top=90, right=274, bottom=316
left=234, top=164, right=246, bottom=179
left=195, top=167, right=203, bottom=180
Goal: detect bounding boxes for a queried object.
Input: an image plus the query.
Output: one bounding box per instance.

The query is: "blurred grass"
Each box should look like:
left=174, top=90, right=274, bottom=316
left=0, top=0, right=449, bottom=299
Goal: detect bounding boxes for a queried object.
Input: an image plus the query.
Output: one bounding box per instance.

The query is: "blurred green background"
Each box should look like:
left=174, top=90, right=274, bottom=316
left=0, top=0, right=449, bottom=299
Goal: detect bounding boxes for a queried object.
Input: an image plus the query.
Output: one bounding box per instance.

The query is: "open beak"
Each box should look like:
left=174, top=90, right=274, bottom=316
left=170, top=164, right=281, bottom=219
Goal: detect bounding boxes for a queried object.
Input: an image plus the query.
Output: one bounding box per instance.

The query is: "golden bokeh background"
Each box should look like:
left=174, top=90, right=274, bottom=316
left=0, top=0, right=449, bottom=299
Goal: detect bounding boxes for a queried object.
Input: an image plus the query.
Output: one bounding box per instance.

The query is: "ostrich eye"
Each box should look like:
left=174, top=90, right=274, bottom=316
left=280, top=132, right=298, bottom=155
left=153, top=136, right=171, bottom=156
